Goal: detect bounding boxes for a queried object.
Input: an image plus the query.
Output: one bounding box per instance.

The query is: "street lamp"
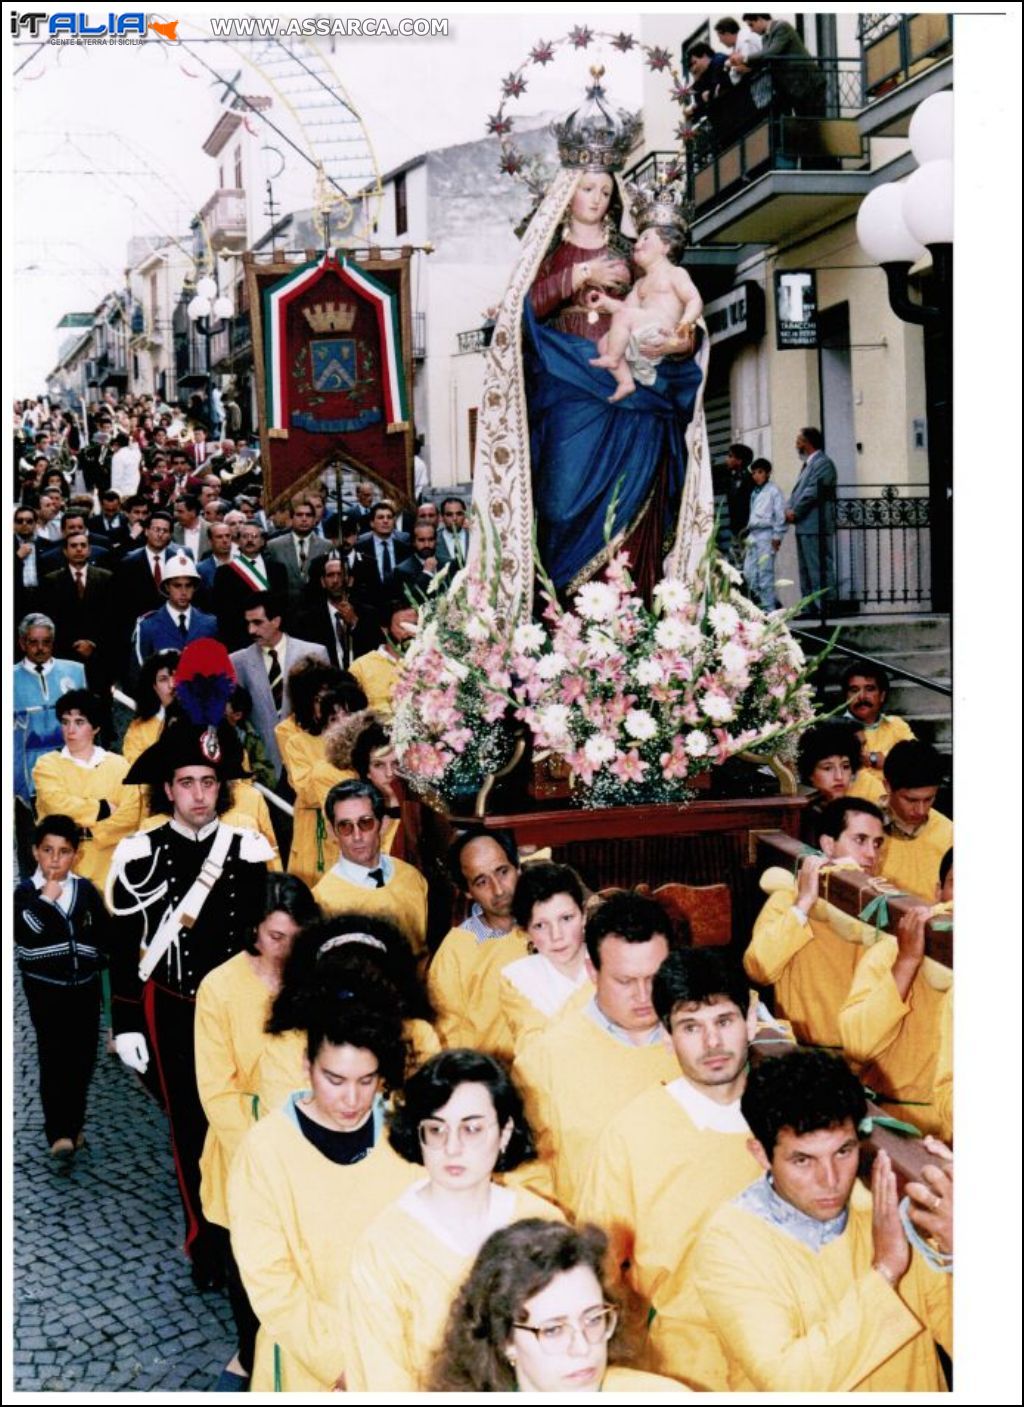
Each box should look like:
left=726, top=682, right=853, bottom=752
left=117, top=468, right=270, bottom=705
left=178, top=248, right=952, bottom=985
left=854, top=91, right=953, bottom=612
left=187, top=271, right=234, bottom=427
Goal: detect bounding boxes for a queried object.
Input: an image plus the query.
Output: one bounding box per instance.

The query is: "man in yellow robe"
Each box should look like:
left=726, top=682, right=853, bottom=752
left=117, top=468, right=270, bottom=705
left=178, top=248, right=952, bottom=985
left=426, top=829, right=527, bottom=1048
left=312, top=779, right=428, bottom=956
left=744, top=797, right=886, bottom=1048
left=694, top=1047, right=951, bottom=1392
left=841, top=660, right=916, bottom=783
left=879, top=740, right=953, bottom=900
left=513, top=892, right=679, bottom=1214
left=576, top=948, right=763, bottom=1389
left=348, top=603, right=417, bottom=715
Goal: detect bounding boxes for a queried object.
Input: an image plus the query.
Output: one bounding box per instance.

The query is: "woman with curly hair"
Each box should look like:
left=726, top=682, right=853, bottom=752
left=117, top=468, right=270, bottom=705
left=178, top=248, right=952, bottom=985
left=275, top=659, right=366, bottom=886
left=430, top=1219, right=682, bottom=1392
left=121, top=648, right=179, bottom=765
left=323, top=709, right=405, bottom=856
left=343, top=1049, right=562, bottom=1391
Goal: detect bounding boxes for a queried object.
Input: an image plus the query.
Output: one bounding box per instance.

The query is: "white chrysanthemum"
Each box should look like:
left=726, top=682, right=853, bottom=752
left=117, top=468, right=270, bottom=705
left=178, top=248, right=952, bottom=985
left=742, top=620, right=766, bottom=647
left=583, top=733, right=617, bottom=765
left=701, top=691, right=735, bottom=723
left=537, top=703, right=571, bottom=743
left=464, top=614, right=492, bottom=642
left=633, top=657, right=664, bottom=686
left=584, top=629, right=620, bottom=660
left=535, top=650, right=570, bottom=680
left=576, top=581, right=618, bottom=622
left=623, top=708, right=658, bottom=741
left=513, top=622, right=546, bottom=654
left=653, top=578, right=690, bottom=612
left=720, top=641, right=750, bottom=678
left=708, top=602, right=740, bottom=636
left=685, top=730, right=709, bottom=757
left=677, top=622, right=704, bottom=652
left=654, top=618, right=687, bottom=650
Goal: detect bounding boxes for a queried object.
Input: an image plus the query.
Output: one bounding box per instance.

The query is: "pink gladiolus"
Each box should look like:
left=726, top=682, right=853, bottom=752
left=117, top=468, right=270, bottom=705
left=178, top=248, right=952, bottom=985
left=559, top=675, right=588, bottom=705
left=712, top=728, right=733, bottom=764
left=482, top=693, right=510, bottom=723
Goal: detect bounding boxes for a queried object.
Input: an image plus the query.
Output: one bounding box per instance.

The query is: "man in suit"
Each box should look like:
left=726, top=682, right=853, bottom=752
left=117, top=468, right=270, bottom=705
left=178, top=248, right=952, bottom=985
left=436, top=496, right=470, bottom=568
left=14, top=505, right=43, bottom=626
left=212, top=521, right=289, bottom=651
left=40, top=530, right=115, bottom=691
left=135, top=551, right=218, bottom=668
left=88, top=489, right=133, bottom=558
left=395, top=521, right=443, bottom=601
left=786, top=426, right=837, bottom=607
left=264, top=498, right=332, bottom=609
left=37, top=509, right=112, bottom=575
left=112, top=510, right=178, bottom=676
left=172, top=493, right=210, bottom=562
left=730, top=14, right=826, bottom=117
left=228, top=591, right=329, bottom=780
left=352, top=501, right=412, bottom=620
left=291, top=551, right=382, bottom=671
left=196, top=519, right=236, bottom=602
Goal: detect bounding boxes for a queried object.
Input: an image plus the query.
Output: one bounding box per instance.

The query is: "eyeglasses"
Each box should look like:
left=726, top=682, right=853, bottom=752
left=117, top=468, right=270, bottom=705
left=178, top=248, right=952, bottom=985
left=333, top=815, right=378, bottom=836
left=417, top=1116, right=497, bottom=1148
left=513, top=1305, right=618, bottom=1354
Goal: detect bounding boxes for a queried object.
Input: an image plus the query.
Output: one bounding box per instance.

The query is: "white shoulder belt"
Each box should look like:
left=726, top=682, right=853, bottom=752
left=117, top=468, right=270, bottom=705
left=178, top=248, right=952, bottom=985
left=138, top=824, right=235, bottom=983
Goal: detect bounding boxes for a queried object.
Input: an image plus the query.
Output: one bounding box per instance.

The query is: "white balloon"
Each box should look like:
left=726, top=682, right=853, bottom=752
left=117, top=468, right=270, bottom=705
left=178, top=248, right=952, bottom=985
left=195, top=274, right=218, bottom=300
left=188, top=295, right=212, bottom=321
left=856, top=183, right=926, bottom=264
left=909, top=91, right=953, bottom=165
left=902, top=160, right=953, bottom=247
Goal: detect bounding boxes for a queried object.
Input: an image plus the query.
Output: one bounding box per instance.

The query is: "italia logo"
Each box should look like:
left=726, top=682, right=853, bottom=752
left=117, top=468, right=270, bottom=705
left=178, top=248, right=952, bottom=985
left=10, top=12, right=179, bottom=41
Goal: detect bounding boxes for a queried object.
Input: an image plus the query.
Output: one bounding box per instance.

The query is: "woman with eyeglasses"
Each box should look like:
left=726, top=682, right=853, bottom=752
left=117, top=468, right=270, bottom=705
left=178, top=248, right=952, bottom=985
left=431, top=1219, right=683, bottom=1392
left=226, top=979, right=420, bottom=1393
left=343, top=1049, right=562, bottom=1391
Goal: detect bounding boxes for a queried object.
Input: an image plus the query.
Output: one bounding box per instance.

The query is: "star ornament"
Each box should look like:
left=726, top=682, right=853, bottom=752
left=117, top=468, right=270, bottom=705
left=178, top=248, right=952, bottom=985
left=671, top=80, right=690, bottom=105
left=500, top=149, right=524, bottom=175
left=502, top=71, right=528, bottom=98
left=569, top=25, right=593, bottom=49
left=530, top=40, right=555, bottom=66
left=646, top=46, right=673, bottom=72
left=487, top=113, right=514, bottom=136
left=611, top=32, right=636, bottom=53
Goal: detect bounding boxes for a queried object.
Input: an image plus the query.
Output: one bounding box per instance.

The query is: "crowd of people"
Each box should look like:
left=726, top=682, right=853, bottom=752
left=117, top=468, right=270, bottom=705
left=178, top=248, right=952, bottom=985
left=13, top=389, right=954, bottom=1393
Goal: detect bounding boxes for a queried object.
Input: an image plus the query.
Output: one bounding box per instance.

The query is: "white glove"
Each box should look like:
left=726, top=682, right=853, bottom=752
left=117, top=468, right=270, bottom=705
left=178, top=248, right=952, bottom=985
left=115, top=1032, right=150, bottom=1074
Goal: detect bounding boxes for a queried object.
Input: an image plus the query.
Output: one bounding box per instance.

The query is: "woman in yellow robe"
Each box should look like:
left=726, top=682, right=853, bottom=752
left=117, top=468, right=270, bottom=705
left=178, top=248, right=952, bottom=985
left=275, top=662, right=364, bottom=887
left=33, top=689, right=142, bottom=892
left=343, top=1050, right=562, bottom=1392
left=324, top=709, right=405, bottom=857
left=430, top=1219, right=684, bottom=1392
left=227, top=983, right=420, bottom=1393
left=121, top=649, right=179, bottom=765
left=194, top=873, right=318, bottom=1388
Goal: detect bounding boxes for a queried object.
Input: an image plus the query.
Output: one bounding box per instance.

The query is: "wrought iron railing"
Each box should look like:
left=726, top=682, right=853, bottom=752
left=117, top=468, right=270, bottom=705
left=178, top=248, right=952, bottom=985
left=859, top=13, right=952, bottom=101
left=835, top=483, right=931, bottom=613
left=456, top=324, right=493, bottom=355
left=685, top=58, right=867, bottom=213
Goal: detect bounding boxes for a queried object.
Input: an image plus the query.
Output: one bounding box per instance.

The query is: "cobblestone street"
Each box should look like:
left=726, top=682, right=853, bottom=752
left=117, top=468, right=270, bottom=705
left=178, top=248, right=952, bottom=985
left=13, top=982, right=234, bottom=1392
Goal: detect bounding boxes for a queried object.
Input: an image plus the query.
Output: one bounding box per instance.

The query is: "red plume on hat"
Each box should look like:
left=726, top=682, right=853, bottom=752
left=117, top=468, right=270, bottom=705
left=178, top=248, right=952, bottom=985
left=124, top=638, right=246, bottom=784
left=174, top=639, right=236, bottom=730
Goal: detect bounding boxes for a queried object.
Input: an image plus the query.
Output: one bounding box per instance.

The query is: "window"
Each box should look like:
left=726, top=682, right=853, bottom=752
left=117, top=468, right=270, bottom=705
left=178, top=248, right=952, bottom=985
left=234, top=145, right=243, bottom=190
left=394, top=172, right=408, bottom=237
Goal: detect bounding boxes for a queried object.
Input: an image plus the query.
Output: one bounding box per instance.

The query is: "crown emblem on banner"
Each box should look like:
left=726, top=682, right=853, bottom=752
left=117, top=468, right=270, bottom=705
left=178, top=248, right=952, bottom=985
left=552, top=67, right=641, bottom=173
left=303, top=301, right=357, bottom=333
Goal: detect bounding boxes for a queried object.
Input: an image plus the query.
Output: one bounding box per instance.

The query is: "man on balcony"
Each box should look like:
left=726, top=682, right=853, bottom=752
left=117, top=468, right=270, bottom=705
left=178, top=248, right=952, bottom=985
left=730, top=15, right=826, bottom=120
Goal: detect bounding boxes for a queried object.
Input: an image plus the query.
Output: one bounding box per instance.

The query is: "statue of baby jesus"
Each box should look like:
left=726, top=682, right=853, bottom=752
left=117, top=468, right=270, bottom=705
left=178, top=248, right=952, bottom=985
left=588, top=224, right=704, bottom=402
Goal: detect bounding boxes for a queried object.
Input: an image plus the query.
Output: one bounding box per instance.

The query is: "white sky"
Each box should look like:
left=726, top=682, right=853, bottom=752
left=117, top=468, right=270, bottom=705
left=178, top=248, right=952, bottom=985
left=2, top=8, right=1023, bottom=1403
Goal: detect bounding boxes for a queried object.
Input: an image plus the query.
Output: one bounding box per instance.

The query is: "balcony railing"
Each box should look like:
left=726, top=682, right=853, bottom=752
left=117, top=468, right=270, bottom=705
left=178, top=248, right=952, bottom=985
left=683, top=59, right=867, bottom=215
left=456, top=324, right=494, bottom=355
left=859, top=13, right=953, bottom=102
left=199, top=188, right=248, bottom=254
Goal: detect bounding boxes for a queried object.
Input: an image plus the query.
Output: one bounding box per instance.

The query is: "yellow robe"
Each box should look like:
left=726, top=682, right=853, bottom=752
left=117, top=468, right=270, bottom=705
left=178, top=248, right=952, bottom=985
left=426, top=925, right=526, bottom=1048
left=859, top=712, right=915, bottom=768
left=603, top=1366, right=688, bottom=1392
left=491, top=952, right=593, bottom=1061
left=349, top=648, right=401, bottom=715
left=694, top=1180, right=951, bottom=1391
left=933, top=988, right=952, bottom=1143
left=32, top=749, right=143, bottom=893
left=195, top=951, right=277, bottom=1227
left=276, top=722, right=356, bottom=886
left=312, top=860, right=428, bottom=957
left=513, top=1005, right=678, bottom=1214
left=880, top=808, right=953, bottom=901
left=121, top=713, right=163, bottom=766
left=744, top=885, right=862, bottom=1049
left=839, top=935, right=949, bottom=1136
left=847, top=768, right=886, bottom=805
left=454, top=928, right=533, bottom=1059
left=576, top=1080, right=761, bottom=1390
left=343, top=1181, right=562, bottom=1391
left=223, top=780, right=282, bottom=870
left=226, top=1098, right=420, bottom=1393
left=255, top=1020, right=442, bottom=1119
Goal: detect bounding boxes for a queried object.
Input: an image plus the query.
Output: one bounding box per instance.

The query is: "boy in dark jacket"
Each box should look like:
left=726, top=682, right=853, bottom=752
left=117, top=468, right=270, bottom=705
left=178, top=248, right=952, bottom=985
left=15, top=815, right=109, bottom=1158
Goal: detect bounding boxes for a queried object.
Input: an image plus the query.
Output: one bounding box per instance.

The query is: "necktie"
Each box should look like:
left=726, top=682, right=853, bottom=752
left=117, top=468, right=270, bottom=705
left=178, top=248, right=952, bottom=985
left=299, top=538, right=308, bottom=571
left=380, top=541, right=393, bottom=583
left=334, top=610, right=350, bottom=668
left=34, top=662, right=48, bottom=701
left=152, top=555, right=162, bottom=587
left=74, top=569, right=85, bottom=599
left=178, top=613, right=188, bottom=638
left=266, top=648, right=283, bottom=712
left=368, top=867, right=386, bottom=888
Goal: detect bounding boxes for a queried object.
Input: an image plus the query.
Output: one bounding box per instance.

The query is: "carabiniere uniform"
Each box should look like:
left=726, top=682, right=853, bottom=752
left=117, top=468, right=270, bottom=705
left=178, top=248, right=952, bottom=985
left=107, top=712, right=273, bottom=1286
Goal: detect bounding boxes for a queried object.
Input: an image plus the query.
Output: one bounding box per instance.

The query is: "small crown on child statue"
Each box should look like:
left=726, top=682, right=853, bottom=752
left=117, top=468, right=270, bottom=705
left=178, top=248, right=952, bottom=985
left=552, top=66, right=641, bottom=173
left=626, top=179, right=693, bottom=243
left=302, top=301, right=357, bottom=334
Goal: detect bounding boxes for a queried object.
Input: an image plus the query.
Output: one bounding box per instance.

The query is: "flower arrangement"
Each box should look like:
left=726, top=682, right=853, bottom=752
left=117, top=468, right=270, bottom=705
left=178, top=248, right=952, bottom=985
left=393, top=529, right=825, bottom=810
left=511, top=545, right=820, bottom=807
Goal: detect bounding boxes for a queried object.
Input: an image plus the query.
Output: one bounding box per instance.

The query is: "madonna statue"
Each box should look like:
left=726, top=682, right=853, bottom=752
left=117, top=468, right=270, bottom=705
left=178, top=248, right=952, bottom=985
left=467, top=73, right=714, bottom=623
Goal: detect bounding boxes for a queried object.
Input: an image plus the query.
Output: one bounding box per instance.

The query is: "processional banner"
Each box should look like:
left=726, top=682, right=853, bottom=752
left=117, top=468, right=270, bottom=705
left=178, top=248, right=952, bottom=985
left=245, top=249, right=413, bottom=508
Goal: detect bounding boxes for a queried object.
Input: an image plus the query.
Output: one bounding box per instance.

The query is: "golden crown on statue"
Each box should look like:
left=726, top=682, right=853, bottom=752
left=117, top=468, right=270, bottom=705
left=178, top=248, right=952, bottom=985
left=303, top=301, right=357, bottom=333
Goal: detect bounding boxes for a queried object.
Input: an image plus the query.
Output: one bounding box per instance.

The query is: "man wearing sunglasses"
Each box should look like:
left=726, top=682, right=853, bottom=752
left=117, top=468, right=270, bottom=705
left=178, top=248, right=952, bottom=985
left=312, top=780, right=428, bottom=959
